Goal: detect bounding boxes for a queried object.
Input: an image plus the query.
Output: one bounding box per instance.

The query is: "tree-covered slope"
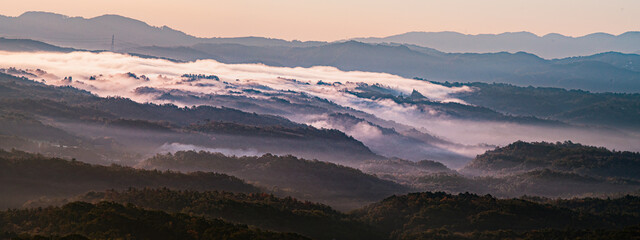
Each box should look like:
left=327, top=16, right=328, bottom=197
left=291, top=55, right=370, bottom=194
left=441, top=81, right=640, bottom=129
left=0, top=149, right=259, bottom=209
left=0, top=72, right=381, bottom=164
left=139, top=151, right=408, bottom=210
left=61, top=188, right=386, bottom=240
left=0, top=201, right=307, bottom=240
left=350, top=192, right=640, bottom=240
left=464, top=141, right=640, bottom=179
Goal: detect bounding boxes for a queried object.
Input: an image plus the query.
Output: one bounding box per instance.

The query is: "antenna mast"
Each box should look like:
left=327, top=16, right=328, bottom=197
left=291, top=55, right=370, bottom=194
left=111, top=35, right=115, bottom=52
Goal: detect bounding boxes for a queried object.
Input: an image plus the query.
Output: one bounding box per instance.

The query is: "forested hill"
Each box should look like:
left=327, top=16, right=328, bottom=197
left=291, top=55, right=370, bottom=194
left=0, top=149, right=259, bottom=209
left=0, top=201, right=308, bottom=240
left=464, top=141, right=640, bottom=179
left=351, top=192, right=640, bottom=240
left=139, top=151, right=408, bottom=210
left=63, top=188, right=386, bottom=240
left=0, top=72, right=381, bottom=164
left=0, top=72, right=297, bottom=128
left=17, top=188, right=640, bottom=240
left=128, top=41, right=640, bottom=93
left=440, top=81, right=640, bottom=129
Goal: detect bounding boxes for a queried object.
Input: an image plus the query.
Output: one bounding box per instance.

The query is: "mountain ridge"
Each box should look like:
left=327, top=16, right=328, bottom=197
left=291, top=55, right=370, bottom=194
left=352, top=31, right=640, bottom=59
left=2, top=11, right=639, bottom=58
left=0, top=11, right=325, bottom=50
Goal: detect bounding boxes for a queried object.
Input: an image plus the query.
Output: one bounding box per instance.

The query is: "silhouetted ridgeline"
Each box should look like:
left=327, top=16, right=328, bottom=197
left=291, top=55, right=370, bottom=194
left=464, top=141, right=640, bottom=179
left=3, top=12, right=639, bottom=59
left=345, top=140, right=640, bottom=199
left=4, top=33, right=640, bottom=93
left=349, top=82, right=563, bottom=125
left=10, top=189, right=640, bottom=240
left=139, top=151, right=408, bottom=210
left=0, top=72, right=381, bottom=164
left=352, top=31, right=640, bottom=59
left=60, top=188, right=385, bottom=240
left=441, top=81, right=640, bottom=129
left=0, top=37, right=76, bottom=52
left=127, top=41, right=640, bottom=93
left=0, top=201, right=308, bottom=240
left=351, top=192, right=640, bottom=240
left=0, top=149, right=259, bottom=209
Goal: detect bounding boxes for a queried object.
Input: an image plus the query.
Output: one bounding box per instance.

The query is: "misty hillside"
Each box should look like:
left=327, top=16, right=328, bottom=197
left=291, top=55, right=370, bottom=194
left=553, top=51, right=640, bottom=72
left=352, top=31, right=640, bottom=59
left=128, top=41, right=640, bottom=93
left=2, top=47, right=640, bottom=167
left=65, top=188, right=386, bottom=240
left=0, top=62, right=470, bottom=165
left=0, top=149, right=259, bottom=209
left=130, top=83, right=472, bottom=165
left=464, top=141, right=640, bottom=179
left=362, top=139, right=640, bottom=199
left=0, top=72, right=382, bottom=164
left=351, top=192, right=640, bottom=240
left=345, top=83, right=563, bottom=125
left=438, top=81, right=640, bottom=129
left=2, top=3, right=640, bottom=240
left=2, top=12, right=640, bottom=93
left=139, top=151, right=408, bottom=210
left=0, top=37, right=76, bottom=52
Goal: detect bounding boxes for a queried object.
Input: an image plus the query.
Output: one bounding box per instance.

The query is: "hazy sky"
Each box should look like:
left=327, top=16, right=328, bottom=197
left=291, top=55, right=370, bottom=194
left=2, top=0, right=639, bottom=41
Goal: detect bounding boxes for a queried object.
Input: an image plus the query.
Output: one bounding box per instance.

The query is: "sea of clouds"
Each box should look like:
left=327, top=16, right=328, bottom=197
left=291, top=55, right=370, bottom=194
left=1, top=51, right=639, bottom=158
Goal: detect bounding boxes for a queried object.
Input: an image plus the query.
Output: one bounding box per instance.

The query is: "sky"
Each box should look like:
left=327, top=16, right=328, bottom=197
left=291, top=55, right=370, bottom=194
left=1, top=0, right=639, bottom=41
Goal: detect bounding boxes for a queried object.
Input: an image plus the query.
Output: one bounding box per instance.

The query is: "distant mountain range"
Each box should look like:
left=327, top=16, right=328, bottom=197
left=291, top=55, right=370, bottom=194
left=2, top=36, right=640, bottom=93
left=352, top=31, right=640, bottom=59
left=0, top=37, right=76, bottom=52
left=0, top=11, right=324, bottom=51
left=1, top=11, right=639, bottom=59
left=2, top=11, right=640, bottom=93
left=131, top=41, right=640, bottom=92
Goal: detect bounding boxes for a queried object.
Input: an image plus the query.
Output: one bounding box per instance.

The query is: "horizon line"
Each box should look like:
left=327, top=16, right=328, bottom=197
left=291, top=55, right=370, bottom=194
left=3, top=11, right=640, bottom=42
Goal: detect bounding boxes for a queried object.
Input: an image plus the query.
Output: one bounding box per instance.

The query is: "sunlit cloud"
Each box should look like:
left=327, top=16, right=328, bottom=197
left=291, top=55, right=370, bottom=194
left=1, top=50, right=639, bottom=161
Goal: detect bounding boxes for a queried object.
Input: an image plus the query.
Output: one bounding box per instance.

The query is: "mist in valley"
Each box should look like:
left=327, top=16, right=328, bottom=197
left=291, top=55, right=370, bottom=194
left=1, top=51, right=639, bottom=169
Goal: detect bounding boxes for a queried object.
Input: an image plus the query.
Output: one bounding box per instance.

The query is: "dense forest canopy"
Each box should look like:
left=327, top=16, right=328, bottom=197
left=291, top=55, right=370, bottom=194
left=465, top=141, right=640, bottom=179
left=5, top=188, right=640, bottom=240
left=140, top=150, right=407, bottom=210
left=0, top=149, right=259, bottom=208
left=0, top=201, right=308, bottom=240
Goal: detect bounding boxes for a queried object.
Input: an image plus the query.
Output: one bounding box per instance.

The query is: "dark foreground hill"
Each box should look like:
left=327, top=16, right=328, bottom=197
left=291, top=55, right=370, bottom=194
left=464, top=141, right=640, bottom=179
left=139, top=151, right=408, bottom=210
left=0, top=149, right=259, bottom=209
left=351, top=192, right=640, bottom=240
left=58, top=188, right=386, bottom=240
left=0, top=201, right=308, bottom=240
left=12, top=189, right=640, bottom=240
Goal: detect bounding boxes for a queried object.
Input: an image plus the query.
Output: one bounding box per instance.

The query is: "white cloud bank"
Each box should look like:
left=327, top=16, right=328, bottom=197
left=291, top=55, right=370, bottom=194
left=1, top=51, right=639, bottom=156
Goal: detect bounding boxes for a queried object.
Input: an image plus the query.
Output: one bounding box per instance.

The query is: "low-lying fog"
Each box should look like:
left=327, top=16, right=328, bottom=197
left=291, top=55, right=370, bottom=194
left=1, top=51, right=639, bottom=164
